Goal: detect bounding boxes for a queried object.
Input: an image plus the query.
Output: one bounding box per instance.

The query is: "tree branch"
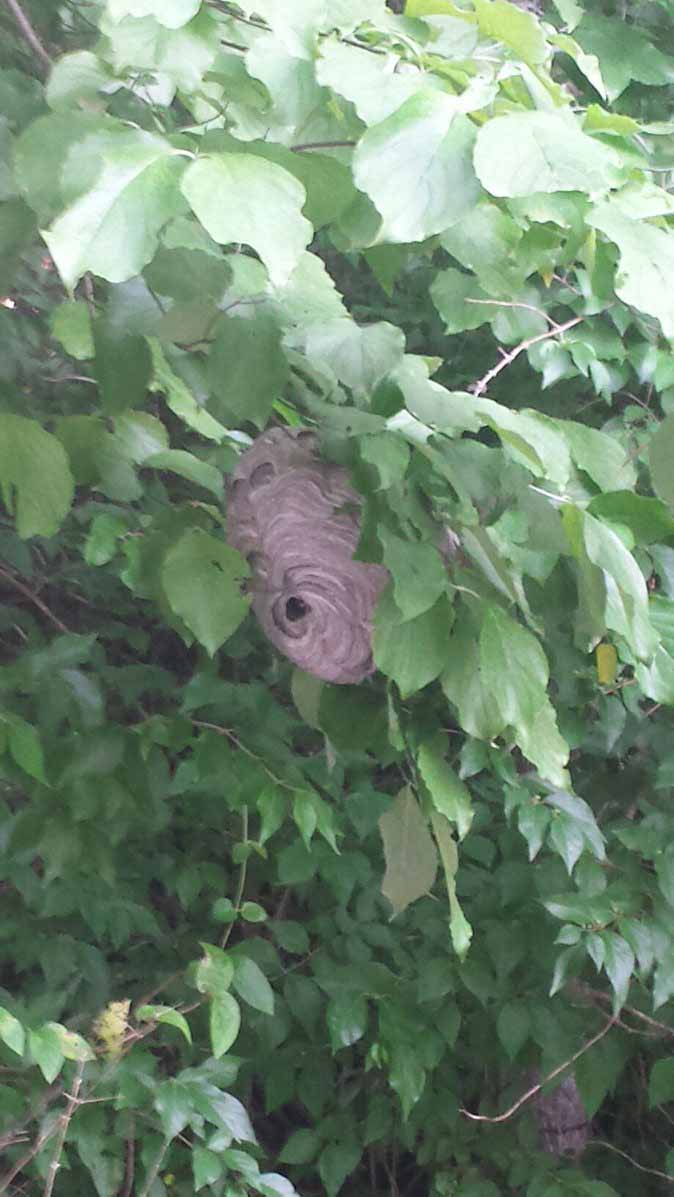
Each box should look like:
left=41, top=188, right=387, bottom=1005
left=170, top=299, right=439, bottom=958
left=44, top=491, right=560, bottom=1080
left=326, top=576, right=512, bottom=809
left=0, top=567, right=70, bottom=634
left=43, top=1060, right=86, bottom=1197
left=471, top=315, right=584, bottom=398
left=2, top=0, right=51, bottom=70
left=460, top=1016, right=616, bottom=1125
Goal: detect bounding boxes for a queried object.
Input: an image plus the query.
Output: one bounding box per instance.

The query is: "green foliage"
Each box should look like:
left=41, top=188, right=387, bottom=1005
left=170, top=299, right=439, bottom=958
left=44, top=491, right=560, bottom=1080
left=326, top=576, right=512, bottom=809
left=2, top=0, right=674, bottom=1193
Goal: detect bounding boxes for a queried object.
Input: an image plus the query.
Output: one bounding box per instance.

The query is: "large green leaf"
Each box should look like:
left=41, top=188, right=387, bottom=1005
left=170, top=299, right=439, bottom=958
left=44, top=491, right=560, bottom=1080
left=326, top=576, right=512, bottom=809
left=181, top=154, right=312, bottom=286
left=0, top=413, right=74, bottom=538
left=650, top=414, right=674, bottom=515
left=474, top=112, right=621, bottom=198
left=353, top=94, right=479, bottom=243
left=208, top=314, right=289, bottom=429
left=473, top=0, right=546, bottom=65
left=589, top=204, right=674, bottom=339
left=162, top=529, right=251, bottom=655
left=378, top=786, right=438, bottom=915
left=107, top=0, right=201, bottom=28
left=373, top=588, right=454, bottom=697
left=43, top=132, right=183, bottom=290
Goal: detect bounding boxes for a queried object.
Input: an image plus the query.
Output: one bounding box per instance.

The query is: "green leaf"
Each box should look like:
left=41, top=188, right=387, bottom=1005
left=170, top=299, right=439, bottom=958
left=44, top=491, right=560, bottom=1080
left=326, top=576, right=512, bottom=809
left=232, top=956, right=274, bottom=1016
left=0, top=413, right=74, bottom=538
left=0, top=1008, right=24, bottom=1056
left=473, top=0, right=546, bottom=65
left=582, top=512, right=656, bottom=660
left=318, top=1141, right=361, bottom=1197
left=601, top=932, right=634, bottom=1011
left=561, top=421, right=636, bottom=493
left=378, top=786, right=438, bottom=915
left=44, top=132, right=184, bottom=290
left=417, top=739, right=473, bottom=840
left=193, top=1146, right=224, bottom=1191
left=144, top=450, right=223, bottom=499
left=590, top=204, right=674, bottom=340
left=441, top=610, right=505, bottom=741
left=304, top=318, right=404, bottom=393
left=46, top=51, right=114, bottom=111
left=373, top=588, right=454, bottom=698
left=28, top=1025, right=65, bottom=1082
left=210, top=992, right=241, bottom=1058
left=649, top=1057, right=674, bottom=1107
left=474, top=112, right=620, bottom=198
left=195, top=942, right=235, bottom=997
left=8, top=717, right=47, bottom=783
left=148, top=339, right=228, bottom=443
left=181, top=154, right=312, bottom=286
left=650, top=415, right=674, bottom=516
left=208, top=314, right=289, bottom=429
left=430, top=810, right=473, bottom=959
left=136, top=1005, right=193, bottom=1044
left=430, top=268, right=493, bottom=335
left=102, top=8, right=218, bottom=93
left=379, top=530, right=447, bottom=623
left=575, top=12, right=674, bottom=101
left=326, top=993, right=368, bottom=1050
left=496, top=1000, right=530, bottom=1061
left=108, top=0, right=201, bottom=28
left=589, top=492, right=674, bottom=544
left=240, top=901, right=267, bottom=923
left=280, top=1129, right=320, bottom=1165
left=45, top=1022, right=95, bottom=1061
left=353, top=95, right=479, bottom=243
left=84, top=512, right=128, bottom=566
left=162, top=529, right=250, bottom=655
left=50, top=300, right=94, bottom=360
left=93, top=324, right=152, bottom=414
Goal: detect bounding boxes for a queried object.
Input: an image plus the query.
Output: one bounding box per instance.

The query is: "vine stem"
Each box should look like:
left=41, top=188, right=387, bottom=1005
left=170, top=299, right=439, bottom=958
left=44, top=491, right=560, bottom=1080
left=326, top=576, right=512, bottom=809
left=43, top=1059, right=86, bottom=1197
left=459, top=1015, right=616, bottom=1124
left=471, top=315, right=584, bottom=397
left=2, top=0, right=51, bottom=69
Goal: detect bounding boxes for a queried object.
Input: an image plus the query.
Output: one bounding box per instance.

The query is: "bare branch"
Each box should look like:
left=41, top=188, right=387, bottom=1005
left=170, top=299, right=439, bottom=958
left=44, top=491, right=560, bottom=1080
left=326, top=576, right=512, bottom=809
left=591, top=1139, right=674, bottom=1183
left=2, top=0, right=51, bottom=70
left=0, top=567, right=70, bottom=635
left=471, top=315, right=584, bottom=398
left=460, top=1016, right=616, bottom=1125
left=43, top=1060, right=86, bottom=1197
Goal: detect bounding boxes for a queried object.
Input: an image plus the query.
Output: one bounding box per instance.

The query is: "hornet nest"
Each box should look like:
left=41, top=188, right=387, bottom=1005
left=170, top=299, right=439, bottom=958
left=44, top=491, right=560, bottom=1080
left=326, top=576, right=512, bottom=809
left=226, top=426, right=390, bottom=684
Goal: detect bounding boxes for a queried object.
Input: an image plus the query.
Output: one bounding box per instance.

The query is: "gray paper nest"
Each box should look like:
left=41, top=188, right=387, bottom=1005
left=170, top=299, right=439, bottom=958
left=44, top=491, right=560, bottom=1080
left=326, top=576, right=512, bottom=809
left=227, top=427, right=390, bottom=684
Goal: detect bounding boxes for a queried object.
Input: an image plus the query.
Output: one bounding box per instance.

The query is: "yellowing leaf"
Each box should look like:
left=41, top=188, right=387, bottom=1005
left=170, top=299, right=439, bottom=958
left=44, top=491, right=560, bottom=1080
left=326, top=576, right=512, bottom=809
left=596, top=643, right=618, bottom=685
left=378, top=786, right=437, bottom=915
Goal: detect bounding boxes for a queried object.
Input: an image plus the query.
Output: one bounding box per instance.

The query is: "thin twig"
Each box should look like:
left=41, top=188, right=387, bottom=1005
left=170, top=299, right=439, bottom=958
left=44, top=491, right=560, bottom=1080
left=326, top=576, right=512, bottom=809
left=2, top=0, right=52, bottom=69
left=0, top=567, right=70, bottom=634
left=465, top=297, right=561, bottom=328
left=138, top=1138, right=170, bottom=1197
left=222, top=807, right=249, bottom=949
left=192, top=720, right=296, bottom=791
left=471, top=315, right=584, bottom=397
left=291, top=140, right=356, bottom=152
left=460, top=1016, right=616, bottom=1124
left=0, top=1121, right=61, bottom=1194
left=121, top=1120, right=136, bottom=1197
left=43, top=1059, right=86, bottom=1197
left=591, top=1139, right=674, bottom=1183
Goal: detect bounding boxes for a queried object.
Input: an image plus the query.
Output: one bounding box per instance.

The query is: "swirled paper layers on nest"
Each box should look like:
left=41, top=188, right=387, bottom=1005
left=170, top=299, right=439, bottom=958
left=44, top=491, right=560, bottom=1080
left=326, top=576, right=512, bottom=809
left=227, top=427, right=389, bottom=684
